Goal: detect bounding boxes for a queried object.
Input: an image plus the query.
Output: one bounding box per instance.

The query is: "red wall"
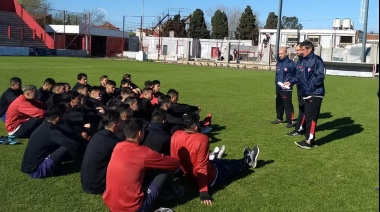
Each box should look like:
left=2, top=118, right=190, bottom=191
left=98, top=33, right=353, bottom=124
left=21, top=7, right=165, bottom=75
left=13, top=0, right=54, bottom=48
left=0, top=0, right=15, bottom=12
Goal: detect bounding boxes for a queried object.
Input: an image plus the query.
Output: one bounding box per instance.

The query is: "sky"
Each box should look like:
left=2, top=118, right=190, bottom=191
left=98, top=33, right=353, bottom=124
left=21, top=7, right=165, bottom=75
left=53, top=0, right=379, bottom=33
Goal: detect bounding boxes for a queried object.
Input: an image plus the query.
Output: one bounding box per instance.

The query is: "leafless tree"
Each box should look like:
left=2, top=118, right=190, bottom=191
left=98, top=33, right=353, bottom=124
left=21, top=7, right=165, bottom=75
left=206, top=5, right=261, bottom=39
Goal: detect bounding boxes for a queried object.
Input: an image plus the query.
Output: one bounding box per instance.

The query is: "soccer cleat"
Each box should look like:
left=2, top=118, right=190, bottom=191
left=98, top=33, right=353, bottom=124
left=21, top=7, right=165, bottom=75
left=248, top=146, right=260, bottom=168
left=271, top=119, right=283, bottom=124
left=203, top=113, right=212, bottom=126
left=217, top=145, right=225, bottom=159
left=294, top=140, right=313, bottom=149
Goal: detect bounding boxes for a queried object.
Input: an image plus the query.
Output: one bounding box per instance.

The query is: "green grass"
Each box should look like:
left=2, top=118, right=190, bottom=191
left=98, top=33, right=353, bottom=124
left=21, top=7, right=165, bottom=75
left=0, top=57, right=378, bottom=212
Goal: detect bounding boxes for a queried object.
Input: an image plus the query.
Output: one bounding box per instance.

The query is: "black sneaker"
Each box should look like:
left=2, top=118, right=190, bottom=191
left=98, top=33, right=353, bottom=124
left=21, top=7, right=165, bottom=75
left=286, top=122, right=294, bottom=128
left=286, top=130, right=302, bottom=136
left=271, top=119, right=283, bottom=124
left=294, top=140, right=313, bottom=149
left=248, top=146, right=260, bottom=168
left=243, top=147, right=252, bottom=164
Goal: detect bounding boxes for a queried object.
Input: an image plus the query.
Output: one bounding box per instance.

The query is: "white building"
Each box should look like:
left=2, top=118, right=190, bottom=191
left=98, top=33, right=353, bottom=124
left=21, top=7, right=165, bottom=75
left=259, top=28, right=363, bottom=48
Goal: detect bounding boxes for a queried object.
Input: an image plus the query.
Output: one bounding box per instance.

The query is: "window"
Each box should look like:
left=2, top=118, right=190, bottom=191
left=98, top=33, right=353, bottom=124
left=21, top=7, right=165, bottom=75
left=162, top=45, right=168, bottom=55
left=340, top=36, right=352, bottom=44
left=308, top=36, right=320, bottom=44
left=287, top=35, right=298, bottom=43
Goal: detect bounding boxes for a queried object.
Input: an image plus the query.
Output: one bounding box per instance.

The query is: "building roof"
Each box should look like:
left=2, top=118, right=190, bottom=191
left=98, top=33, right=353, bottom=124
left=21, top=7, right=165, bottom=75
left=95, top=22, right=120, bottom=30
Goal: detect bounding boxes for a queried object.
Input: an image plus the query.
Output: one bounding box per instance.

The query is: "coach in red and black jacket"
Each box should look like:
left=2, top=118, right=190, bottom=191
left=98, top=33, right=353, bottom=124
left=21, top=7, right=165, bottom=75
left=294, top=40, right=325, bottom=149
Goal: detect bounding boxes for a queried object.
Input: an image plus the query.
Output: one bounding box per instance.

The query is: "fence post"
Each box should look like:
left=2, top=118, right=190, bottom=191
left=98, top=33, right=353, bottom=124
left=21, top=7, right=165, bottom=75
left=8, top=26, right=11, bottom=38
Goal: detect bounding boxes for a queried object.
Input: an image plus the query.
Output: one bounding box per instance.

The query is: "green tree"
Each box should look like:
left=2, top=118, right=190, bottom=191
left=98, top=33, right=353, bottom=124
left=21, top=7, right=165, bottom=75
left=235, top=6, right=257, bottom=40
left=281, top=16, right=303, bottom=29
left=211, top=10, right=229, bottom=39
left=161, top=14, right=187, bottom=38
left=264, top=12, right=279, bottom=29
left=18, top=0, right=52, bottom=14
left=189, top=9, right=210, bottom=39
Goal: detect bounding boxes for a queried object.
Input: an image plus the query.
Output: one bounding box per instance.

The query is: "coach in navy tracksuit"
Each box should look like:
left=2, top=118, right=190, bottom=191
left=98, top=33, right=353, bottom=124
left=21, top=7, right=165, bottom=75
left=273, top=47, right=297, bottom=128
left=286, top=43, right=306, bottom=136
left=294, top=40, right=325, bottom=149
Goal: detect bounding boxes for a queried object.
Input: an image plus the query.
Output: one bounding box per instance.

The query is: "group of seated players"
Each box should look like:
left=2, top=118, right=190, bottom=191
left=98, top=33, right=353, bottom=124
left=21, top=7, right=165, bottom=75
left=0, top=73, right=260, bottom=211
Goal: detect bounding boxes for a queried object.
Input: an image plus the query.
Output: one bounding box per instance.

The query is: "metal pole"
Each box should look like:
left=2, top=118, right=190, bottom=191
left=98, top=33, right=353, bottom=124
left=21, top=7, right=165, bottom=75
left=63, top=11, right=66, bottom=35
left=361, top=0, right=369, bottom=62
left=140, top=16, right=143, bottom=51
left=122, top=16, right=125, bottom=38
left=275, top=0, right=283, bottom=59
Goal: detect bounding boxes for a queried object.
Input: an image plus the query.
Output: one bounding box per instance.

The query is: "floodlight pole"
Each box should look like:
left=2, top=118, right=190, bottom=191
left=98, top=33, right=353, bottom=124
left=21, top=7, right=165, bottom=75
left=274, top=0, right=283, bottom=60
left=361, top=0, right=369, bottom=62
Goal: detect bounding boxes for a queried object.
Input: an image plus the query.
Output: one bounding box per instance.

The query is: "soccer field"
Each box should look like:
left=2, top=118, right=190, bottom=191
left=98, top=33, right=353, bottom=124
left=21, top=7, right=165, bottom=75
left=0, top=57, right=378, bottom=212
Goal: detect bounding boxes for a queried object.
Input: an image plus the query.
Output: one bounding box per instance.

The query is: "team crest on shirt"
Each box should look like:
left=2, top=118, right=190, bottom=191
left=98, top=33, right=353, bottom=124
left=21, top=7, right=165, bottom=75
left=284, top=68, right=288, bottom=72
left=308, top=68, right=311, bottom=72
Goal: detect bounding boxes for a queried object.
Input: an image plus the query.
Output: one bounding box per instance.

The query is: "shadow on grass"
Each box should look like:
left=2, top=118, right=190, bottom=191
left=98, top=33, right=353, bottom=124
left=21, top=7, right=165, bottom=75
left=155, top=159, right=274, bottom=210
left=208, top=124, right=226, bottom=143
left=316, top=117, right=364, bottom=146
left=318, top=112, right=333, bottom=119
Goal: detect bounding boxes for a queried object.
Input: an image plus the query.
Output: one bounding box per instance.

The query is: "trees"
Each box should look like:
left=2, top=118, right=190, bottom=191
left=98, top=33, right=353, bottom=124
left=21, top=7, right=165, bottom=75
left=189, top=9, right=210, bottom=39
left=18, top=0, right=52, bottom=14
left=281, top=16, right=303, bottom=29
left=211, top=10, right=228, bottom=39
left=264, top=12, right=278, bottom=29
left=235, top=6, right=258, bottom=41
left=206, top=6, right=242, bottom=38
left=160, top=14, right=187, bottom=38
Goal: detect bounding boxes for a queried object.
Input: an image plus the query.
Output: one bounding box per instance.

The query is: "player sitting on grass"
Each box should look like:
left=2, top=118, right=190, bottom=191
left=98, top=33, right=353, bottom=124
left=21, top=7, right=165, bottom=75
left=170, top=112, right=260, bottom=206
left=81, top=109, right=123, bottom=194
left=21, top=105, right=80, bottom=179
left=103, top=118, right=183, bottom=212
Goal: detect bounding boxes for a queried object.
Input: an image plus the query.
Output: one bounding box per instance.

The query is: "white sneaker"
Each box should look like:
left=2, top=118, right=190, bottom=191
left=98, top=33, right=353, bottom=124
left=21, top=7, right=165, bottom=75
left=217, top=145, right=225, bottom=159
left=209, top=146, right=220, bottom=160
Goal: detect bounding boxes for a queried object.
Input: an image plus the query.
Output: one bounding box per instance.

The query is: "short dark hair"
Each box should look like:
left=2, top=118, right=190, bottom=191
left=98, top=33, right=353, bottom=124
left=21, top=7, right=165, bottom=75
left=142, top=87, right=153, bottom=94
left=167, top=89, right=179, bottom=96
left=76, top=84, right=87, bottom=90
left=158, top=95, right=171, bottom=108
left=144, top=80, right=152, bottom=87
left=77, top=73, right=87, bottom=80
left=124, top=97, right=136, bottom=106
left=123, top=118, right=144, bottom=139
left=117, top=104, right=133, bottom=119
left=106, top=80, right=116, bottom=86
left=45, top=105, right=65, bottom=121
left=152, top=80, right=160, bottom=85
left=90, top=86, right=102, bottom=93
left=101, top=109, right=120, bottom=128
left=300, top=40, right=314, bottom=52
left=151, top=108, right=166, bottom=123
left=123, top=74, right=132, bottom=79
left=120, top=79, right=132, bottom=86
left=120, top=87, right=134, bottom=95
left=55, top=93, right=71, bottom=105
left=106, top=99, right=123, bottom=109
left=66, top=90, right=80, bottom=100
left=44, top=78, right=55, bottom=85
left=10, top=77, right=22, bottom=86
left=100, top=75, right=108, bottom=81
left=182, top=112, right=200, bottom=129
